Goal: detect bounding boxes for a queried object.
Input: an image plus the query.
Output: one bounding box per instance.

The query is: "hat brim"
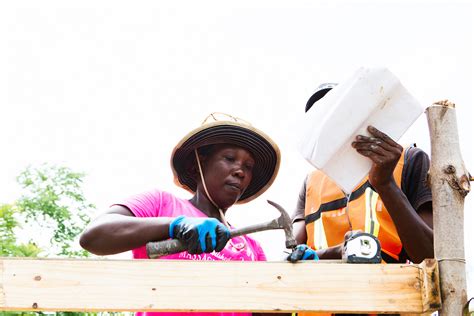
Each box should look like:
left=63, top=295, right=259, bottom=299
left=171, top=121, right=280, bottom=204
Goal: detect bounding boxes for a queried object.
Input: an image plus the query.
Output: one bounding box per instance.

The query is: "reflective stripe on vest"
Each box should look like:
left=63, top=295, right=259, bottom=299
left=304, top=148, right=407, bottom=262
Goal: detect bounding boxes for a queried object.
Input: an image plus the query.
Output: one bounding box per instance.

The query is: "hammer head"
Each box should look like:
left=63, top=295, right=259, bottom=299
left=266, top=200, right=298, bottom=249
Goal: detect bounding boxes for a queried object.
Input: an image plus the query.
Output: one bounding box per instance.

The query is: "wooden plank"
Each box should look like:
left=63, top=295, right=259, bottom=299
left=0, top=258, right=436, bottom=313
left=401, top=260, right=442, bottom=315
left=419, top=259, right=441, bottom=312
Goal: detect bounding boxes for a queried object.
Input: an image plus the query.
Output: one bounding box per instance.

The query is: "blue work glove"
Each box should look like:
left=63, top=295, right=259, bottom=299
left=287, top=244, right=319, bottom=263
left=169, top=216, right=230, bottom=254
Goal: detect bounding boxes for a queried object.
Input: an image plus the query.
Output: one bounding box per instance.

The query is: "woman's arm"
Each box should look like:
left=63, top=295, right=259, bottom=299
left=79, top=205, right=172, bottom=256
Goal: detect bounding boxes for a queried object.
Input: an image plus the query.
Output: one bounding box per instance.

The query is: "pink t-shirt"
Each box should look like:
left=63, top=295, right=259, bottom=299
left=117, top=189, right=266, bottom=316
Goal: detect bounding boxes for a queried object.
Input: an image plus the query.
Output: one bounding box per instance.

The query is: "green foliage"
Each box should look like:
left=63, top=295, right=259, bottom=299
left=0, top=203, right=18, bottom=254
left=14, top=164, right=94, bottom=257
left=0, top=203, right=41, bottom=257
left=0, top=164, right=133, bottom=315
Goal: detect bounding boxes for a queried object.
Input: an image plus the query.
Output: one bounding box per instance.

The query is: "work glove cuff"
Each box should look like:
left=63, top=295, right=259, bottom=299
left=169, top=215, right=186, bottom=238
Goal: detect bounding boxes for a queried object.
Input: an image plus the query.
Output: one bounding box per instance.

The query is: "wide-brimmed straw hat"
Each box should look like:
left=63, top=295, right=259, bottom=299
left=171, top=112, right=280, bottom=204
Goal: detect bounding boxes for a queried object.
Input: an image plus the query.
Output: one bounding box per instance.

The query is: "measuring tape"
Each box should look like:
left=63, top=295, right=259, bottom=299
left=342, top=232, right=382, bottom=263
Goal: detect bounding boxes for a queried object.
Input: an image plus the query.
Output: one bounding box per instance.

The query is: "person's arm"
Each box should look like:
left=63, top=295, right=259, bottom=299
left=292, top=178, right=308, bottom=245
left=352, top=126, right=433, bottom=263
left=81, top=202, right=230, bottom=256
left=316, top=245, right=344, bottom=260
left=79, top=205, right=173, bottom=256
left=292, top=178, right=344, bottom=260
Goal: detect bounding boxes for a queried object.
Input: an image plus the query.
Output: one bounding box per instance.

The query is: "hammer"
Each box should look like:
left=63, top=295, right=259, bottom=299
left=146, top=200, right=297, bottom=259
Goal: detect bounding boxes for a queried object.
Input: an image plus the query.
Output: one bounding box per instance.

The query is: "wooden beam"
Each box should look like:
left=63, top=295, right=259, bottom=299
left=419, top=259, right=441, bottom=312
left=426, top=101, right=470, bottom=315
left=0, top=258, right=440, bottom=314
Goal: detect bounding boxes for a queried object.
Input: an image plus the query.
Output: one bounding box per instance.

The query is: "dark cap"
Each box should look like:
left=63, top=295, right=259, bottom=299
left=305, top=83, right=338, bottom=112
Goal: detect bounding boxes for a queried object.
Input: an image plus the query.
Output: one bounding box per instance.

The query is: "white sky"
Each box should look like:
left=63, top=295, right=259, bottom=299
left=1, top=0, right=473, bottom=296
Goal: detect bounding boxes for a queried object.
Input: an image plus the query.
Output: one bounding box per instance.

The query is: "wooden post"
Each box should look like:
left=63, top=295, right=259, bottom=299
left=426, top=100, right=471, bottom=315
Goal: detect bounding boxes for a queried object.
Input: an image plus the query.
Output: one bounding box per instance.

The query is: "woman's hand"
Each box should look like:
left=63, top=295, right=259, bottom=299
left=169, top=216, right=231, bottom=254
left=352, top=125, right=403, bottom=189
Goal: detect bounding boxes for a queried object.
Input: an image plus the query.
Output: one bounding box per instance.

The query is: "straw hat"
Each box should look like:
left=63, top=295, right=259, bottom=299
left=171, top=112, right=280, bottom=204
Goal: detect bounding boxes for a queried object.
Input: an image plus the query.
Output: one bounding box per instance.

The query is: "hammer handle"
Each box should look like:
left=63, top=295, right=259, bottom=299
left=146, top=219, right=278, bottom=259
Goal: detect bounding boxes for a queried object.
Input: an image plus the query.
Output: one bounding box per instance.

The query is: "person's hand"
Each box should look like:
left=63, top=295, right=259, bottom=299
left=341, top=230, right=362, bottom=258
left=287, top=244, right=319, bottom=263
left=351, top=125, right=403, bottom=189
left=169, top=216, right=230, bottom=254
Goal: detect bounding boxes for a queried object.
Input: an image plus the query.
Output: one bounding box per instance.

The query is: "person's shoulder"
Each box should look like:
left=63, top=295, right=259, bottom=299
left=124, top=189, right=191, bottom=217
left=149, top=189, right=188, bottom=204
left=308, top=169, right=325, bottom=176
left=141, top=188, right=164, bottom=197
left=306, top=169, right=326, bottom=182
left=116, top=188, right=171, bottom=218
left=125, top=188, right=185, bottom=206
left=404, top=146, right=430, bottom=163
left=133, top=188, right=166, bottom=201
left=405, top=145, right=427, bottom=154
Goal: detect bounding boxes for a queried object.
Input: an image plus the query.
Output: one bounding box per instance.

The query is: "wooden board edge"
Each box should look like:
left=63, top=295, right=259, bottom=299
left=420, top=259, right=442, bottom=312
left=0, top=258, right=425, bottom=313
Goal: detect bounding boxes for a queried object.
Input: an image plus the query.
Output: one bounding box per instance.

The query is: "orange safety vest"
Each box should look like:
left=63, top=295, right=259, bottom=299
left=304, top=148, right=407, bottom=263
left=298, top=149, right=407, bottom=316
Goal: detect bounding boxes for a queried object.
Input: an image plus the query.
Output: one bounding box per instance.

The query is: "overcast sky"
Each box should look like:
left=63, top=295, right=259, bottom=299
left=1, top=0, right=473, bottom=295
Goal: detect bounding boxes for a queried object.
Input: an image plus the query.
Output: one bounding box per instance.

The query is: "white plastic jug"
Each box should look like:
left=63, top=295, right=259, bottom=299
left=298, top=67, right=425, bottom=193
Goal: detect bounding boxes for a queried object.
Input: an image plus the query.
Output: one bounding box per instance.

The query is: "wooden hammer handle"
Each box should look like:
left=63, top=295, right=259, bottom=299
left=146, top=219, right=279, bottom=258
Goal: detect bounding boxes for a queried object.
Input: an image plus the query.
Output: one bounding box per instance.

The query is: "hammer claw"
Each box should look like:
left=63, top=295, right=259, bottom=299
left=266, top=199, right=286, bottom=213
left=267, top=200, right=297, bottom=249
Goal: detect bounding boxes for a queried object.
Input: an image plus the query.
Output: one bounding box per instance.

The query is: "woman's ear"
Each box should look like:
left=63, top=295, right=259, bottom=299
left=185, top=159, right=198, bottom=181
left=185, top=154, right=207, bottom=183
left=188, top=145, right=213, bottom=182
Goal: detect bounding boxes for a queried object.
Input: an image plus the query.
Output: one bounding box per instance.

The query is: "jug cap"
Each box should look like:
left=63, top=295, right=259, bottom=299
left=305, top=82, right=338, bottom=112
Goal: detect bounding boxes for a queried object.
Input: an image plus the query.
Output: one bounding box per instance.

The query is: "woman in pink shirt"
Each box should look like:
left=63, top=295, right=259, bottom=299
left=80, top=112, right=281, bottom=316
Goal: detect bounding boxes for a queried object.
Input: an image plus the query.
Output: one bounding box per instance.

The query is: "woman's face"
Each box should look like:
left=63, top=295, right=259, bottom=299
left=199, top=144, right=255, bottom=209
